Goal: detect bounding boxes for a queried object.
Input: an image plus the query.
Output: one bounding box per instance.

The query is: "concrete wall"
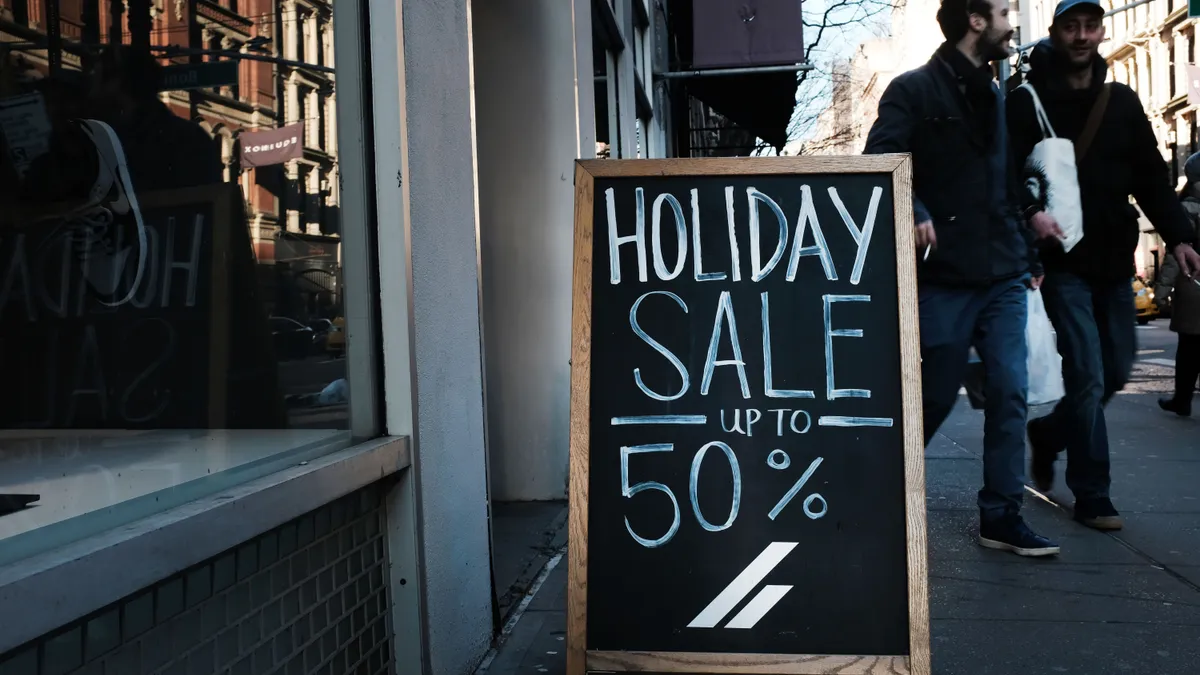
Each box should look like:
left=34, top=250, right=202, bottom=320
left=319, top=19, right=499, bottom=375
left=371, top=0, right=494, bottom=672
left=472, top=0, right=594, bottom=502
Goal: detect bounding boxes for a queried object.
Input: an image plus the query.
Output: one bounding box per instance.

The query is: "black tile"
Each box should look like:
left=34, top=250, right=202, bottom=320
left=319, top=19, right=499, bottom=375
left=188, top=640, right=215, bottom=675
left=104, top=644, right=140, bottom=674
left=274, top=627, right=293, bottom=662
left=330, top=500, right=346, bottom=530
left=252, top=573, right=273, bottom=606
left=213, top=553, right=237, bottom=593
left=157, top=578, right=185, bottom=622
left=0, top=647, right=37, bottom=675
left=171, top=609, right=203, bottom=654
left=236, top=543, right=259, bottom=581
left=283, top=590, right=300, bottom=623
left=253, top=643, right=273, bottom=673
left=141, top=625, right=172, bottom=672
left=163, top=658, right=188, bottom=675
left=260, top=533, right=280, bottom=569
left=239, top=612, right=262, bottom=651
left=201, top=594, right=227, bottom=640
left=43, top=627, right=82, bottom=675
left=186, top=566, right=213, bottom=608
left=273, top=567, right=290, bottom=598
left=216, top=629, right=240, bottom=668
left=297, top=516, right=314, bottom=547
left=122, top=591, right=154, bottom=641
left=279, top=524, right=298, bottom=557
left=85, top=607, right=120, bottom=662
left=226, top=582, right=251, bottom=623
left=262, top=601, right=283, bottom=636
left=232, top=654, right=253, bottom=675
left=314, top=509, right=331, bottom=538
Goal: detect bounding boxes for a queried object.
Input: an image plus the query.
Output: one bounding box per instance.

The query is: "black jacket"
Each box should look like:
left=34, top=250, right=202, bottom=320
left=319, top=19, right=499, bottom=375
left=1009, top=40, right=1196, bottom=279
left=864, top=44, right=1037, bottom=287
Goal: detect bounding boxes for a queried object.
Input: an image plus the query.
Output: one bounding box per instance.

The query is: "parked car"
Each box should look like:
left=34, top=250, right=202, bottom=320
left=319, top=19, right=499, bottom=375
left=269, top=316, right=316, bottom=360
left=1133, top=278, right=1159, bottom=325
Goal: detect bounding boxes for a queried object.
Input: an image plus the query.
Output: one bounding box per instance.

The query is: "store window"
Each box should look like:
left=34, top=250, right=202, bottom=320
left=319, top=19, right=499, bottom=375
left=0, top=0, right=372, bottom=564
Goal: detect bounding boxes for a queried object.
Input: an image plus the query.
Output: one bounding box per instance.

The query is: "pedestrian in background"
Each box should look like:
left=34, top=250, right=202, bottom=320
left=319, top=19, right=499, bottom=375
left=865, top=0, right=1058, bottom=556
left=1155, top=152, right=1200, bottom=417
left=1008, top=0, right=1200, bottom=531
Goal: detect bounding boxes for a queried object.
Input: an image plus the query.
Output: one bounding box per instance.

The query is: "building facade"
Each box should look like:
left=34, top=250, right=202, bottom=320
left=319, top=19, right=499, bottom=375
left=0, top=1, right=802, bottom=674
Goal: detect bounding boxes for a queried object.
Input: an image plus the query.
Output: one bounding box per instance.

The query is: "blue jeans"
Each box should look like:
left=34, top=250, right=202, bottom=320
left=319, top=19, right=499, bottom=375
left=1034, top=272, right=1135, bottom=501
left=920, top=277, right=1030, bottom=522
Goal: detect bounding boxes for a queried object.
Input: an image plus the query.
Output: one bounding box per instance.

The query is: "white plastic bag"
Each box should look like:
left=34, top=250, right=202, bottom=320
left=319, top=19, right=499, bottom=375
left=1026, top=289, right=1065, bottom=406
left=1019, top=83, right=1084, bottom=253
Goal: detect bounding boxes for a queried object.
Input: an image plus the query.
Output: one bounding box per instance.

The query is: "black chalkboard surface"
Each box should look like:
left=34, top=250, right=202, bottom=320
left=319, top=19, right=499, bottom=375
left=0, top=184, right=285, bottom=429
left=567, top=157, right=929, bottom=675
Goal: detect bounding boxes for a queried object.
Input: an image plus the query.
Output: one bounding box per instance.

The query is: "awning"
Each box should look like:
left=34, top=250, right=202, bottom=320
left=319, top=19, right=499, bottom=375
left=667, top=0, right=803, bottom=151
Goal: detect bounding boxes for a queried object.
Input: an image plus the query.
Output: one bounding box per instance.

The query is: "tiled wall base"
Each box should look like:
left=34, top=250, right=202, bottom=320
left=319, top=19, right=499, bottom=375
left=0, top=481, right=395, bottom=675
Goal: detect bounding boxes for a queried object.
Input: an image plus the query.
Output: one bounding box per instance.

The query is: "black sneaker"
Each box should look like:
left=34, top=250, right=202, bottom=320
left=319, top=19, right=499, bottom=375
left=1074, top=497, right=1123, bottom=531
left=1158, top=397, right=1192, bottom=417
left=1027, top=416, right=1060, bottom=492
left=979, top=517, right=1061, bottom=557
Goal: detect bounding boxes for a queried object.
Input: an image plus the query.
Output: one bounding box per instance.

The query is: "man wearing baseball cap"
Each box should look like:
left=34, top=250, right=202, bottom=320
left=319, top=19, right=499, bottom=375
left=1009, top=0, right=1200, bottom=530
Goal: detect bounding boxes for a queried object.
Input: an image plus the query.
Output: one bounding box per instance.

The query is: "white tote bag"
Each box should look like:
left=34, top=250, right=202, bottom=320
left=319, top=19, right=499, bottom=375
left=1026, top=288, right=1065, bottom=406
left=1018, top=83, right=1084, bottom=253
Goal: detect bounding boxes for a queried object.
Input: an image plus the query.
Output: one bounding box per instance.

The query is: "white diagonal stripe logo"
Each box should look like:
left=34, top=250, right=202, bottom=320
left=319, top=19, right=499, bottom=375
left=687, top=542, right=798, bottom=629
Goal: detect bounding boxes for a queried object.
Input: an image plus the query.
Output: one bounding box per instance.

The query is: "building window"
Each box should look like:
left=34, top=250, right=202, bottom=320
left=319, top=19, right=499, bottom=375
left=1170, top=39, right=1177, bottom=99
left=0, top=0, right=373, bottom=569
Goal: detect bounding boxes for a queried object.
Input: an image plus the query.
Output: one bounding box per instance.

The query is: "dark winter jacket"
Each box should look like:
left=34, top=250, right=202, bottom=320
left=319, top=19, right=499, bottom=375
left=864, top=43, right=1038, bottom=287
left=1156, top=188, right=1200, bottom=334
left=1008, top=39, right=1196, bottom=280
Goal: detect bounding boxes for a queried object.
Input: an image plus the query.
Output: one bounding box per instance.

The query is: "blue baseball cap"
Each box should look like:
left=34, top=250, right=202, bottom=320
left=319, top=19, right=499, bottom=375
left=1053, top=0, right=1104, bottom=19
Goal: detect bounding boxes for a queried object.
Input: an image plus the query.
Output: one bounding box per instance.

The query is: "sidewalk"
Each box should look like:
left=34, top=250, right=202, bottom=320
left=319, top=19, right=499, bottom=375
left=479, top=388, right=1200, bottom=675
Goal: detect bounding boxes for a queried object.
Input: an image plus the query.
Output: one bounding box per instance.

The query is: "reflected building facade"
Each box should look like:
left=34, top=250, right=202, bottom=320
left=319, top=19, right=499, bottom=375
left=0, top=0, right=341, bottom=320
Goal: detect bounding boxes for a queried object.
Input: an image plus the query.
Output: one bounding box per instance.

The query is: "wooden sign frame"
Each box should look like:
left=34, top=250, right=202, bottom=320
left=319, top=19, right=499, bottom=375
left=566, top=156, right=929, bottom=675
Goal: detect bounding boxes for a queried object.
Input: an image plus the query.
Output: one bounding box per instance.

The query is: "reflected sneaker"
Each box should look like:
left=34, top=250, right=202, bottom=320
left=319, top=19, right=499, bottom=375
left=44, top=119, right=147, bottom=306
left=1027, top=416, right=1059, bottom=492
left=1074, top=497, right=1123, bottom=531
left=979, top=516, right=1061, bottom=557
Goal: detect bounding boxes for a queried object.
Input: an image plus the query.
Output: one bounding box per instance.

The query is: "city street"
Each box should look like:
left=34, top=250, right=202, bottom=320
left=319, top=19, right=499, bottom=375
left=478, top=319, right=1200, bottom=675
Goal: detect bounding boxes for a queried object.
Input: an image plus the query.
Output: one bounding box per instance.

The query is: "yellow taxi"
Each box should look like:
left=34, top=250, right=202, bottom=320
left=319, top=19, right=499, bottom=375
left=325, top=316, right=346, bottom=353
left=1133, top=278, right=1158, bottom=325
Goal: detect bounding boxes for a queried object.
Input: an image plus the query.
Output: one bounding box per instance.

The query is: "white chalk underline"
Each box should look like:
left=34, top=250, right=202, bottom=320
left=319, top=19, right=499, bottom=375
left=611, top=415, right=707, bottom=425
left=818, top=416, right=894, bottom=428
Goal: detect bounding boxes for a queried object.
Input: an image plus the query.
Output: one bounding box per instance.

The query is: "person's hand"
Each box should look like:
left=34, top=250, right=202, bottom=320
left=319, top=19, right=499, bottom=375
left=915, top=220, right=937, bottom=255
left=1174, top=243, right=1200, bottom=279
left=1027, top=275, right=1044, bottom=290
left=1029, top=210, right=1064, bottom=241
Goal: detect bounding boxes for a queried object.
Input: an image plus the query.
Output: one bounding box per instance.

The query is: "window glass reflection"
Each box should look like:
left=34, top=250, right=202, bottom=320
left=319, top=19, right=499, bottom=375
left=0, top=0, right=350, bottom=553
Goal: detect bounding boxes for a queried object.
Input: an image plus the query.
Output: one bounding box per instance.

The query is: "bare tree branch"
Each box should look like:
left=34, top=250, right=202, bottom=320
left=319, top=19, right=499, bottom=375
left=782, top=0, right=900, bottom=151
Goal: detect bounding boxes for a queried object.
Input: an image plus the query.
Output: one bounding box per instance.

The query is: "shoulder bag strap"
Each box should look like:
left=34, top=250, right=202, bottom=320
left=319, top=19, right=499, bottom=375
left=1075, top=83, right=1112, bottom=162
left=1018, top=83, right=1057, bottom=139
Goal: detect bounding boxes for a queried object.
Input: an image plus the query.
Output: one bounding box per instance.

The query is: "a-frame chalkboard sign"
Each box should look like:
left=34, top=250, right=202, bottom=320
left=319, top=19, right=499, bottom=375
left=567, top=156, right=929, bottom=675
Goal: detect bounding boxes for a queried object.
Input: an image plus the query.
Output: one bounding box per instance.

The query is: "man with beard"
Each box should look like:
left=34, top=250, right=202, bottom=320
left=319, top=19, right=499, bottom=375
left=865, top=0, right=1059, bottom=556
left=1009, top=0, right=1200, bottom=530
